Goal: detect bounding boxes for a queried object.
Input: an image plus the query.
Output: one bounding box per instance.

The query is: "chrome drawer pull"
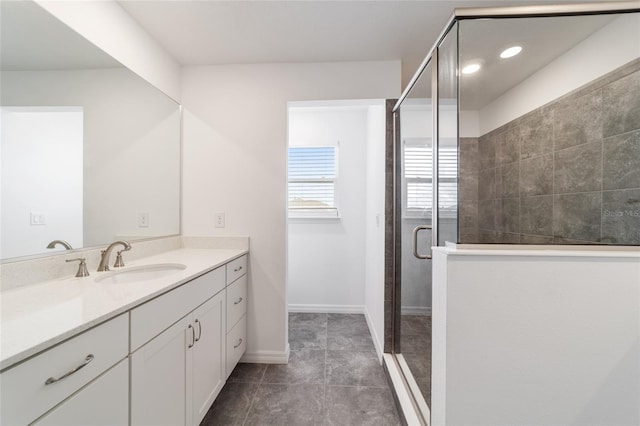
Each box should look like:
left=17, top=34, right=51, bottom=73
left=234, top=297, right=243, bottom=305
left=234, top=339, right=243, bottom=349
left=233, top=265, right=243, bottom=272
left=45, top=354, right=94, bottom=385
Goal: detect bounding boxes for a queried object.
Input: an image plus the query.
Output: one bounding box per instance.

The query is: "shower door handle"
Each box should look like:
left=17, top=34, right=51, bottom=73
left=412, top=225, right=432, bottom=260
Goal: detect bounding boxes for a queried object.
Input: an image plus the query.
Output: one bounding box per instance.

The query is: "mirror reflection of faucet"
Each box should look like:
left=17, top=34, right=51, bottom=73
left=46, top=240, right=73, bottom=250
left=97, top=241, right=132, bottom=272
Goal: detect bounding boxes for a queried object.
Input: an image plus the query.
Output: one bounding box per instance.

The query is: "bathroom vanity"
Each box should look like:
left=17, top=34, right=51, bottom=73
left=0, top=247, right=248, bottom=426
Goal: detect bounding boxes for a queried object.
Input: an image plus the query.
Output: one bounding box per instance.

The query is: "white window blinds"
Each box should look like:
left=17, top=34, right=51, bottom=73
left=403, top=139, right=457, bottom=217
left=288, top=146, right=338, bottom=217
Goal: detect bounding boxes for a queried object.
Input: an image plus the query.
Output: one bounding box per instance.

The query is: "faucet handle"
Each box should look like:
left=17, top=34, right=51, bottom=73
left=114, top=250, right=126, bottom=268
left=66, top=258, right=90, bottom=277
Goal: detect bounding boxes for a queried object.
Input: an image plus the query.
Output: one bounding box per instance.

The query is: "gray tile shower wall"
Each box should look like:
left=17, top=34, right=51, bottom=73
left=459, top=137, right=480, bottom=242
left=460, top=58, right=640, bottom=245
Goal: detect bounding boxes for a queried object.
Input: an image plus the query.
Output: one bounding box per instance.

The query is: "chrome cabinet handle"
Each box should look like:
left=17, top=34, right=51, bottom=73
left=234, top=297, right=243, bottom=305
left=412, top=225, right=433, bottom=260
left=233, top=265, right=243, bottom=272
left=195, top=319, right=202, bottom=342
left=45, top=354, right=94, bottom=385
left=234, top=338, right=243, bottom=349
left=188, top=324, right=195, bottom=348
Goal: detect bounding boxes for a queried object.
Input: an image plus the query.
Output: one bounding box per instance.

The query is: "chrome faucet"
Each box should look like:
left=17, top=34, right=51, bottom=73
left=66, top=258, right=90, bottom=277
left=97, top=241, right=131, bottom=272
left=47, top=240, right=73, bottom=250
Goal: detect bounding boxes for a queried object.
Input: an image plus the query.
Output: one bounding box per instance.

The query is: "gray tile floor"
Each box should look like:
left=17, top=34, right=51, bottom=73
left=201, top=313, right=401, bottom=425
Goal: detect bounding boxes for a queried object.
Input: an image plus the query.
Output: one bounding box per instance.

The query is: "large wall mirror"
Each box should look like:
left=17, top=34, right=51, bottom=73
left=1, top=0, right=181, bottom=261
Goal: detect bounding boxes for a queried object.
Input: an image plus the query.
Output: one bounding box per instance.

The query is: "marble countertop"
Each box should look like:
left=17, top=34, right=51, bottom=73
left=0, top=247, right=247, bottom=370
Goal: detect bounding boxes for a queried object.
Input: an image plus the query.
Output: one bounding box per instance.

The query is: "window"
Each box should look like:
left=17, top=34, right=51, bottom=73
left=403, top=138, right=457, bottom=218
left=288, top=146, right=338, bottom=218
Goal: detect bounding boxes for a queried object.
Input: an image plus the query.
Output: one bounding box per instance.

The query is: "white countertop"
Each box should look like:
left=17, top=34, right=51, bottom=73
left=438, top=243, right=640, bottom=258
left=0, top=248, right=247, bottom=370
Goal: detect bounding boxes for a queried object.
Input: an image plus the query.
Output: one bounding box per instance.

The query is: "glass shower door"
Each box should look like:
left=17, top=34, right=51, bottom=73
left=394, top=60, right=434, bottom=413
left=392, top=22, right=459, bottom=420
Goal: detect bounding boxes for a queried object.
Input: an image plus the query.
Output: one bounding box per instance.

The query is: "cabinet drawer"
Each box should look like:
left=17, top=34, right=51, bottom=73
left=0, top=314, right=128, bottom=426
left=226, top=315, right=247, bottom=378
left=33, top=359, right=129, bottom=426
left=226, top=275, right=247, bottom=332
left=226, top=255, right=247, bottom=284
left=131, top=267, right=225, bottom=351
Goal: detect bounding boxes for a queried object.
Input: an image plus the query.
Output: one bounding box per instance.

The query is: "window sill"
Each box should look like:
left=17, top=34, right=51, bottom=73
left=288, top=217, right=342, bottom=223
left=288, top=210, right=340, bottom=220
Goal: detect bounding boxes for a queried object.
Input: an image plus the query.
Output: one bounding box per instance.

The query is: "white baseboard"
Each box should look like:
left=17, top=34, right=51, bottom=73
left=401, top=306, right=431, bottom=316
left=288, top=304, right=365, bottom=314
left=240, top=344, right=290, bottom=364
left=364, top=306, right=384, bottom=363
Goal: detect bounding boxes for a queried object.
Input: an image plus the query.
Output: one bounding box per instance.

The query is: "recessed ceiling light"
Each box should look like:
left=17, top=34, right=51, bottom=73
left=462, top=63, right=481, bottom=75
left=500, top=46, right=522, bottom=59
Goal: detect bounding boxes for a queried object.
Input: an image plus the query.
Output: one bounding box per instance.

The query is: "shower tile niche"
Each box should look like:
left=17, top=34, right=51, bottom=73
left=460, top=58, right=640, bottom=245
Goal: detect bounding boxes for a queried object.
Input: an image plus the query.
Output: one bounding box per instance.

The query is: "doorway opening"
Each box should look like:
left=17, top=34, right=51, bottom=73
left=285, top=99, right=387, bottom=360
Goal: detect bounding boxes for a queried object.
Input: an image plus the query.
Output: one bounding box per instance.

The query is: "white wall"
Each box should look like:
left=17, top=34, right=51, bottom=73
left=287, top=106, right=368, bottom=310
left=181, top=60, right=400, bottom=362
left=364, top=104, right=387, bottom=360
left=432, top=246, right=640, bottom=426
left=480, top=13, right=640, bottom=134
left=34, top=0, right=181, bottom=102
left=1, top=107, right=83, bottom=258
left=1, top=69, right=181, bottom=249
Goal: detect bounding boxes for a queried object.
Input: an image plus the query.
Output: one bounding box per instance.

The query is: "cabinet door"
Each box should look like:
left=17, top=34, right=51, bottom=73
left=131, top=315, right=192, bottom=426
left=34, top=360, right=128, bottom=426
left=190, top=292, right=225, bottom=426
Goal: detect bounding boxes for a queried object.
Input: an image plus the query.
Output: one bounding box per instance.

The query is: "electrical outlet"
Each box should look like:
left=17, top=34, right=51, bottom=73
left=215, top=212, right=225, bottom=228
left=138, top=212, right=149, bottom=228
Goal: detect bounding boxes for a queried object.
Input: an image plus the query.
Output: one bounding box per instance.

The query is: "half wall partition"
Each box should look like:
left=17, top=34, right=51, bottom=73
left=387, top=3, right=640, bottom=425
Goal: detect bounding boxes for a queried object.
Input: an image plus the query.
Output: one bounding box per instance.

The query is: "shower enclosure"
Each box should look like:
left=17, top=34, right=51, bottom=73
left=387, top=2, right=639, bottom=424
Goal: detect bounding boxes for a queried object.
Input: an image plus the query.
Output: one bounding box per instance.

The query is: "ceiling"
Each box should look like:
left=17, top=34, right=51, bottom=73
left=117, top=0, right=620, bottom=87
left=1, top=0, right=120, bottom=71
left=458, top=13, right=617, bottom=109
left=1, top=0, right=629, bottom=107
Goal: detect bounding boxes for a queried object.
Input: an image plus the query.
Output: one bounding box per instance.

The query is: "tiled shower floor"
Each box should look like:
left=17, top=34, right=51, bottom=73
left=200, top=313, right=401, bottom=425
left=400, top=315, right=432, bottom=404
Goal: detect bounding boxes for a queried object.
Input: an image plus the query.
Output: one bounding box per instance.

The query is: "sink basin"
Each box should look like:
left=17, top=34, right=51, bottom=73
left=95, top=263, right=187, bottom=284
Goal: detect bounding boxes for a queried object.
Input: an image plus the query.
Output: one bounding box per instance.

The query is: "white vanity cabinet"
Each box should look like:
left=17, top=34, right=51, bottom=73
left=0, top=314, right=129, bottom=426
left=130, top=264, right=231, bottom=426
left=1, top=250, right=248, bottom=426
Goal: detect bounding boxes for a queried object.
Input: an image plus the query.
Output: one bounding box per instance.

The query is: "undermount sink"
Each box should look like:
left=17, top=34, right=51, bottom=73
left=95, top=263, right=187, bottom=284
